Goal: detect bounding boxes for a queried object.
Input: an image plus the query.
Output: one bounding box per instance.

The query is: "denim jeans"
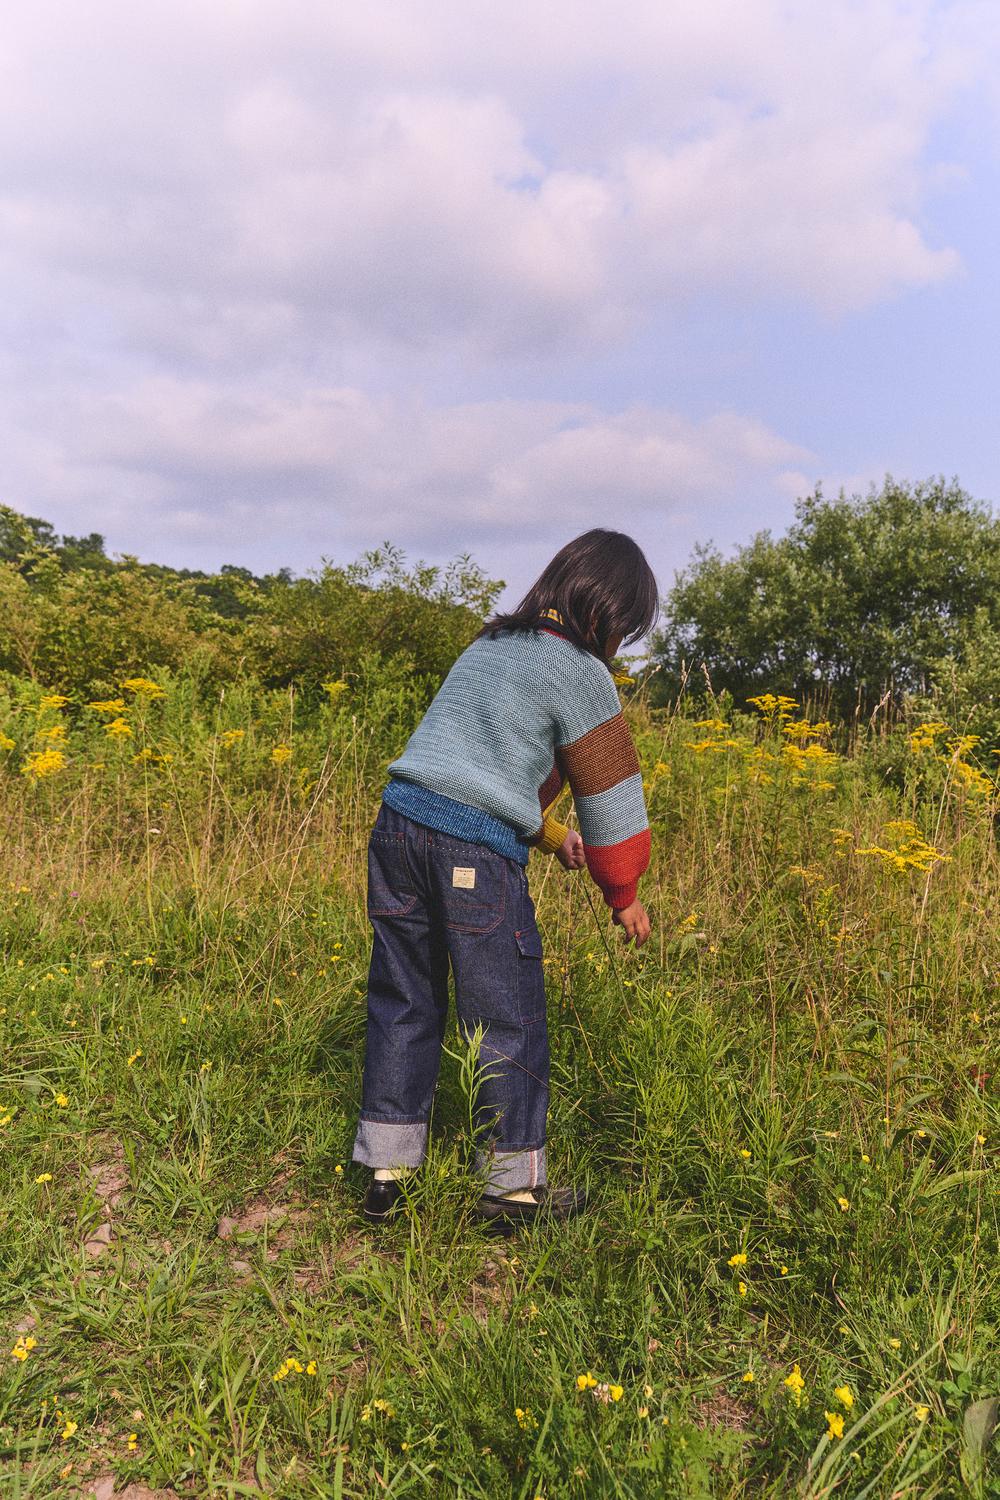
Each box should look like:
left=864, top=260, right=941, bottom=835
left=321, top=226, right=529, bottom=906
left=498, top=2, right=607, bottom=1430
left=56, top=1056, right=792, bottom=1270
left=352, top=802, right=549, bottom=1193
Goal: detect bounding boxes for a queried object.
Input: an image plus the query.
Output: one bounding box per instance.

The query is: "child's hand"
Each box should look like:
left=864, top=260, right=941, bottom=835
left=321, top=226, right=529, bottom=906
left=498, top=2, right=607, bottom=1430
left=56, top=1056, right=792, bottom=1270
left=556, top=830, right=586, bottom=870
left=612, top=898, right=651, bottom=946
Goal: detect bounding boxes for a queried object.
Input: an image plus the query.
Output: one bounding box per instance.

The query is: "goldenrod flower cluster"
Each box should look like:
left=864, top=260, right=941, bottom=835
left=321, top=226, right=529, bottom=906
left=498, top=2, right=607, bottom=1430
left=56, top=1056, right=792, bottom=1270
left=857, top=819, right=950, bottom=874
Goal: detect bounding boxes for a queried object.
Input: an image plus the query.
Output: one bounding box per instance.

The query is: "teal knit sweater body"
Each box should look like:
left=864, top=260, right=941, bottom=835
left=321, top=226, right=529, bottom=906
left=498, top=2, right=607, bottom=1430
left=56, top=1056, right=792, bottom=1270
left=385, top=626, right=650, bottom=909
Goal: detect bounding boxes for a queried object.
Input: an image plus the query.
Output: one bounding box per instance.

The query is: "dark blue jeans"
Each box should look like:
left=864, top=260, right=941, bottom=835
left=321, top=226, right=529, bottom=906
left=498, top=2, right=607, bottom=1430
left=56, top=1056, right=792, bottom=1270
left=352, top=802, right=549, bottom=1192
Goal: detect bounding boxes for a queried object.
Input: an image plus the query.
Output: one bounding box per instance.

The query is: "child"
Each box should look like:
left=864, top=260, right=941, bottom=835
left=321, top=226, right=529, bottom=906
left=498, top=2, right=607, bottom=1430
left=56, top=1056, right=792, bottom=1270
left=351, top=528, right=658, bottom=1228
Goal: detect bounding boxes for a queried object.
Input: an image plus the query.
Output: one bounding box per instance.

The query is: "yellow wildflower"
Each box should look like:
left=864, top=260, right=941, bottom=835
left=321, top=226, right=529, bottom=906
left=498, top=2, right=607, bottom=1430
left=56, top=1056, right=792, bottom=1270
left=609, top=1385, right=624, bottom=1402
left=60, top=1419, right=78, bottom=1441
left=127, top=1049, right=142, bottom=1067
left=737, top=1281, right=747, bottom=1297
left=122, top=677, right=166, bottom=698
left=515, top=1407, right=538, bottom=1429
left=87, top=698, right=127, bottom=714
left=55, top=1093, right=68, bottom=1108
left=739, top=1149, right=751, bottom=1159
left=271, top=744, right=292, bottom=766
left=105, top=717, right=132, bottom=738
left=21, top=748, right=66, bottom=779
left=576, top=1372, right=598, bottom=1391
left=837, top=1196, right=850, bottom=1212
left=824, top=1411, right=844, bottom=1440
left=914, top=1404, right=930, bottom=1423
left=727, top=1252, right=747, bottom=1267
left=322, top=680, right=349, bottom=701
left=39, top=694, right=70, bottom=710
left=741, top=1370, right=755, bottom=1383
left=0, top=733, right=14, bottom=751
left=780, top=1265, right=789, bottom=1276
left=784, top=1365, right=805, bottom=1405
left=833, top=1384, right=854, bottom=1410
left=35, top=1172, right=53, bottom=1184
left=127, top=1433, right=138, bottom=1451
left=306, top=1360, right=318, bottom=1376
left=889, top=1338, right=901, bottom=1349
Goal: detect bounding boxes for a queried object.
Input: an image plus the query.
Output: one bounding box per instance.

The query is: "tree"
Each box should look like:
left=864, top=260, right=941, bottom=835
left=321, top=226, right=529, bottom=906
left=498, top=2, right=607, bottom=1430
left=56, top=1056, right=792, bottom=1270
left=651, top=476, right=1000, bottom=716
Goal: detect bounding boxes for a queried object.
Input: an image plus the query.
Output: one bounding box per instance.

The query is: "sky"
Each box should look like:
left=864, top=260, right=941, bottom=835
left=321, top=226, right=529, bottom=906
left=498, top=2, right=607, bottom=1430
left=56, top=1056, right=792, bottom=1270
left=1, top=0, right=997, bottom=604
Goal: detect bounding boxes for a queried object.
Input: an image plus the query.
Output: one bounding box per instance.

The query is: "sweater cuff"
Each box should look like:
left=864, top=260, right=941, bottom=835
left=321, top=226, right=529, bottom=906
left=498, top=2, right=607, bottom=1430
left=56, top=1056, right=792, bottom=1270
left=600, top=880, right=639, bottom=911
left=535, top=815, right=570, bottom=854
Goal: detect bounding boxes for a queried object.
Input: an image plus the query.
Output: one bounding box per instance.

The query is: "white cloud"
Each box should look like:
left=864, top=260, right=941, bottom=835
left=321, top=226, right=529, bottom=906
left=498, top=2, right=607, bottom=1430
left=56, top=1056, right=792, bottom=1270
left=0, top=377, right=813, bottom=592
left=0, top=0, right=977, bottom=366
left=0, top=0, right=988, bottom=582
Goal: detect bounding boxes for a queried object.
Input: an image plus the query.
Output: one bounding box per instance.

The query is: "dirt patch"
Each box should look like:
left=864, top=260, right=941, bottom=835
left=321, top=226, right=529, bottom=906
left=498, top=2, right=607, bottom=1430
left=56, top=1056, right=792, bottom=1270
left=216, top=1169, right=307, bottom=1245
left=88, top=1480, right=181, bottom=1500
left=693, top=1392, right=755, bottom=1431
left=79, top=1137, right=130, bottom=1261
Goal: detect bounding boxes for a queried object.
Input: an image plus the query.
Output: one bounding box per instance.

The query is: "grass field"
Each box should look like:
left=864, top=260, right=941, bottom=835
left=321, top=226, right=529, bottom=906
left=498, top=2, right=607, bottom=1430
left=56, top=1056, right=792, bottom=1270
left=1, top=677, right=998, bottom=1497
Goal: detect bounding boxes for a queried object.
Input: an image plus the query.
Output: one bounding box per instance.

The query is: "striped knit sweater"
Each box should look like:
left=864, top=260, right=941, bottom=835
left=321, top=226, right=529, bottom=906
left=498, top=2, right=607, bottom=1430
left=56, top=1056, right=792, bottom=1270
left=383, top=618, right=650, bottom=909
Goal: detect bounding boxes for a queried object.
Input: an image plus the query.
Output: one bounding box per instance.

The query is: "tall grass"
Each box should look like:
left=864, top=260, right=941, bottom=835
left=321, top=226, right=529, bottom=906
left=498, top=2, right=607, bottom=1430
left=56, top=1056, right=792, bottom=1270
left=0, top=668, right=997, bottom=1497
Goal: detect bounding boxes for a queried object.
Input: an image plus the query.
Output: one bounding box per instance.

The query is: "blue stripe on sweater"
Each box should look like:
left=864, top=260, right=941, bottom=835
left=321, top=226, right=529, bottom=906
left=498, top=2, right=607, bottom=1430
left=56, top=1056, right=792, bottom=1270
left=382, top=779, right=531, bottom=865
left=573, top=773, right=649, bottom=847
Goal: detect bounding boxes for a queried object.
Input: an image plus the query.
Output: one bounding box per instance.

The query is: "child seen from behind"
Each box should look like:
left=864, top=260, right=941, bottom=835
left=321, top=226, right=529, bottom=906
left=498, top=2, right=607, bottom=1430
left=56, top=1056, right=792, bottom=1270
left=352, top=529, right=658, bottom=1228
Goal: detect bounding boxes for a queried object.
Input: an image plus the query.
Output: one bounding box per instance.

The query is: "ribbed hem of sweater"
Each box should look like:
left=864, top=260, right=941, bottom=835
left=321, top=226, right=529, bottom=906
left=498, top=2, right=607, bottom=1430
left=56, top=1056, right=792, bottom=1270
left=382, top=779, right=532, bottom=865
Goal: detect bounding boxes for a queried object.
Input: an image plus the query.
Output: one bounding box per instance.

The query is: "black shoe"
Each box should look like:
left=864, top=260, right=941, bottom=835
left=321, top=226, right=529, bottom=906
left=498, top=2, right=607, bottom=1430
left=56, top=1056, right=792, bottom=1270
left=475, top=1185, right=588, bottom=1234
left=363, top=1176, right=406, bottom=1223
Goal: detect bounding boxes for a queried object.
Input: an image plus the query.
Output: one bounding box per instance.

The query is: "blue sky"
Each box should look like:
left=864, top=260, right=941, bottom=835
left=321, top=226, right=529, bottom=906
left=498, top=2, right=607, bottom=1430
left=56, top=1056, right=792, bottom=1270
left=0, top=0, right=996, bottom=604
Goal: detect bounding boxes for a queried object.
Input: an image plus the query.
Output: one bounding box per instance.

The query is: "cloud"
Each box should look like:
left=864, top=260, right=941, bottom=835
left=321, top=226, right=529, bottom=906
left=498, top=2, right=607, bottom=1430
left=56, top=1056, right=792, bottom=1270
left=0, top=376, right=813, bottom=589
left=0, top=0, right=987, bottom=584
left=0, top=1, right=976, bottom=368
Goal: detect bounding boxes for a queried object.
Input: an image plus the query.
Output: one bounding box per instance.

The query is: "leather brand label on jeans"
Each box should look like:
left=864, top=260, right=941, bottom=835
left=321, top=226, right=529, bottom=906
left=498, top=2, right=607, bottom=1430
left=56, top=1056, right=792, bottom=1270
left=452, top=866, right=476, bottom=889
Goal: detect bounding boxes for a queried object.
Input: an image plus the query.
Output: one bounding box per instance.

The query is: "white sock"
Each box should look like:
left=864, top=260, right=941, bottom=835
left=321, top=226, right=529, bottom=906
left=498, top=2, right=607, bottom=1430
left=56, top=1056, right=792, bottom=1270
left=374, top=1167, right=407, bottom=1182
left=499, top=1188, right=538, bottom=1202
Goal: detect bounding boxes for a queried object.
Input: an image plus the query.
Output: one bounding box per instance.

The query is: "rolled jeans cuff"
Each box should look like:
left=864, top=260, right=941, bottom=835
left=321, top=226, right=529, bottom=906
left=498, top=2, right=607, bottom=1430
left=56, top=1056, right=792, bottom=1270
left=353, top=1118, right=428, bottom=1169
left=477, top=1145, right=546, bottom=1193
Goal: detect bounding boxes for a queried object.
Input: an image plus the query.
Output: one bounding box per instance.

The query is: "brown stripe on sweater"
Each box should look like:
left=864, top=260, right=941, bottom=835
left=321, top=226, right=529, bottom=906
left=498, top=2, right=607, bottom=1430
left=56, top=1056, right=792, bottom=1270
left=559, top=713, right=640, bottom=796
left=538, top=762, right=563, bottom=810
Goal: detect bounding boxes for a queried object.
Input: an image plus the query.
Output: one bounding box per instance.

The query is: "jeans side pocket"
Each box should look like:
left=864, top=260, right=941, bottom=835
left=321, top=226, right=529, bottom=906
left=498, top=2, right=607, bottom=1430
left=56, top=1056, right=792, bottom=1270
left=367, top=832, right=418, bottom=918
left=514, top=923, right=546, bottom=1022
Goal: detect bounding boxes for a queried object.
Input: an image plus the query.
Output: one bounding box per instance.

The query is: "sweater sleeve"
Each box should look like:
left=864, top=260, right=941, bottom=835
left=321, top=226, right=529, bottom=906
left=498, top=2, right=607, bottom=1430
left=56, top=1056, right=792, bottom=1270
left=555, top=665, right=650, bottom=908
left=528, top=761, right=570, bottom=853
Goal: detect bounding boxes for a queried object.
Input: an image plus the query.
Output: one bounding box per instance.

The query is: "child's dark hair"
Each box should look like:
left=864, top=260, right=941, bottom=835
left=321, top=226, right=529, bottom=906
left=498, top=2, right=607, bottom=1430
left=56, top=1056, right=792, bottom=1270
left=478, top=529, right=659, bottom=661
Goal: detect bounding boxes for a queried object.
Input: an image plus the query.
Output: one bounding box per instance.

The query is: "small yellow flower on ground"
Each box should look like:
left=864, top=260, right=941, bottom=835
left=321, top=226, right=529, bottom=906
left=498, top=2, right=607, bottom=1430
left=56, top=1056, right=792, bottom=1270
left=306, top=1360, right=318, bottom=1375
left=741, top=1370, right=755, bottom=1384
left=60, top=1419, right=78, bottom=1441
left=784, top=1365, right=805, bottom=1404
left=127, top=1433, right=138, bottom=1451
left=833, top=1384, right=854, bottom=1410
left=737, top=1281, right=747, bottom=1297
left=824, top=1411, right=844, bottom=1440
left=889, top=1338, right=901, bottom=1349
left=780, top=1265, right=789, bottom=1276
left=55, top=1093, right=68, bottom=1108
left=35, top=1172, right=53, bottom=1184
left=914, top=1404, right=930, bottom=1422
left=727, top=1252, right=747, bottom=1267
left=334, top=1164, right=343, bottom=1175
left=739, top=1149, right=752, bottom=1159
left=837, top=1196, right=850, bottom=1212
left=609, top=1385, right=624, bottom=1402
left=576, top=1372, right=597, bottom=1391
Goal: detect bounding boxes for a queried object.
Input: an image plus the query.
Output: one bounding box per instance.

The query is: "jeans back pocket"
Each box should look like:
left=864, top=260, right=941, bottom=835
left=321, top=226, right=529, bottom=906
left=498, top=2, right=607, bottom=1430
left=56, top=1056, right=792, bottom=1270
left=435, top=841, right=506, bottom=934
left=367, top=832, right=418, bottom=918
